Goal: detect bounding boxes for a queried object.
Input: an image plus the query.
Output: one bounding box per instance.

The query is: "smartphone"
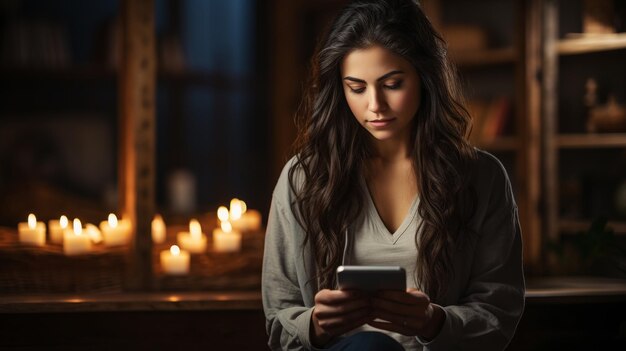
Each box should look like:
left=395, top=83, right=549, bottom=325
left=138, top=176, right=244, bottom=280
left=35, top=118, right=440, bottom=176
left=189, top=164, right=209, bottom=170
left=336, top=265, right=406, bottom=292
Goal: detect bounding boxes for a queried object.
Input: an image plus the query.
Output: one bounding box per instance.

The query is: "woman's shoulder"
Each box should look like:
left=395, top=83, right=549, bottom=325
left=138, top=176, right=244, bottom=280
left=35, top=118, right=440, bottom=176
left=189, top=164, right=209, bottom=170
left=272, top=155, right=304, bottom=203
left=468, top=149, right=514, bottom=191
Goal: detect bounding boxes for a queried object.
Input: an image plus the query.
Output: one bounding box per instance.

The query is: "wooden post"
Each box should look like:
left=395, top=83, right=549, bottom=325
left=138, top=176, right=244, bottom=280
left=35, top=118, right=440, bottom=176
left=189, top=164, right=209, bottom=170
left=517, top=0, right=544, bottom=273
left=119, top=0, right=156, bottom=290
left=270, top=0, right=299, bottom=181
left=542, top=0, right=559, bottom=272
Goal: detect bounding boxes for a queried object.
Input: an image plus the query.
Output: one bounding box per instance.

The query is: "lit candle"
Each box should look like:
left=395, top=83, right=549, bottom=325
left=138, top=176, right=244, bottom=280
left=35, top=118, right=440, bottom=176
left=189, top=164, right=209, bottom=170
left=212, top=220, right=241, bottom=253
left=18, top=214, right=46, bottom=246
left=160, top=245, right=190, bottom=275
left=177, top=219, right=207, bottom=253
left=85, top=223, right=103, bottom=244
left=226, top=199, right=262, bottom=232
left=152, top=214, right=166, bottom=244
left=48, top=215, right=68, bottom=244
left=100, top=213, right=131, bottom=246
left=242, top=209, right=262, bottom=232
left=63, top=218, right=92, bottom=255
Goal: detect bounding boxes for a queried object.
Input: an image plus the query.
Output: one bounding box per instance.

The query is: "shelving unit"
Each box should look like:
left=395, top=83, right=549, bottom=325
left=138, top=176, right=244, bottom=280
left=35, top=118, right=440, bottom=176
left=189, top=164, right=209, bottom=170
left=542, top=0, right=626, bottom=256
left=429, top=0, right=543, bottom=271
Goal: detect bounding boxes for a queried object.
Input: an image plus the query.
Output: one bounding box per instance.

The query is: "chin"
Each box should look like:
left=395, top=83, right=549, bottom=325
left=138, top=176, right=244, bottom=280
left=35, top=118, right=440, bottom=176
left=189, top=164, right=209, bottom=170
left=366, top=130, right=399, bottom=141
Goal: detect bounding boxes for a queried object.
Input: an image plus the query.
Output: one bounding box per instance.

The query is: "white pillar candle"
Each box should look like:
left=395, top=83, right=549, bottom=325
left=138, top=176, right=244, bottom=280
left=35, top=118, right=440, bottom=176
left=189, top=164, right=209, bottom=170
left=177, top=218, right=207, bottom=253
left=161, top=245, right=190, bottom=275
left=212, top=221, right=241, bottom=253
left=18, top=214, right=46, bottom=246
left=48, top=215, right=68, bottom=244
left=63, top=218, right=92, bottom=255
left=152, top=214, right=166, bottom=244
left=100, top=213, right=131, bottom=246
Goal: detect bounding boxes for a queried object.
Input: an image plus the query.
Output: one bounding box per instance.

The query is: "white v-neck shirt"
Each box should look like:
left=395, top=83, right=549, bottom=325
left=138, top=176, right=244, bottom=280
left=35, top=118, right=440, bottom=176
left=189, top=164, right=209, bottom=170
left=343, top=180, right=423, bottom=350
left=347, top=178, right=421, bottom=289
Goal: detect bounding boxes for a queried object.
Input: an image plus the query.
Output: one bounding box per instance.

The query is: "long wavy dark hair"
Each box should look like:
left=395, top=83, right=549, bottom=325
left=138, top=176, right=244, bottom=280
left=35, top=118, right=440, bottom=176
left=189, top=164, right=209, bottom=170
left=289, top=0, right=476, bottom=300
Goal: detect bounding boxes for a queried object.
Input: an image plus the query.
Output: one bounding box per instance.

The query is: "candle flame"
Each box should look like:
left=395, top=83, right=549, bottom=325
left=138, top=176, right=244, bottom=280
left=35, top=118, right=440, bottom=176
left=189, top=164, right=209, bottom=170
left=189, top=219, right=201, bottom=238
left=28, top=213, right=36, bottom=229
left=170, top=245, right=180, bottom=255
left=60, top=215, right=68, bottom=229
left=73, top=218, right=82, bottom=236
left=108, top=213, right=118, bottom=228
left=221, top=221, right=232, bottom=233
left=152, top=214, right=164, bottom=228
left=230, top=199, right=243, bottom=220
left=240, top=200, right=247, bottom=214
left=217, top=206, right=229, bottom=222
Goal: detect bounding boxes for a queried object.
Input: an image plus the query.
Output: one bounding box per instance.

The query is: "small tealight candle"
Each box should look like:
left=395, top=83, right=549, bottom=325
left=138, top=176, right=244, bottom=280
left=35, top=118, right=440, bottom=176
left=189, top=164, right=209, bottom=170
left=63, top=218, right=92, bottom=255
left=212, top=221, right=241, bottom=253
left=100, top=213, right=131, bottom=246
left=160, top=245, right=190, bottom=275
left=177, top=219, right=207, bottom=253
left=18, top=214, right=46, bottom=246
left=85, top=223, right=103, bottom=244
left=223, top=199, right=262, bottom=232
left=48, top=215, right=69, bottom=244
left=152, top=214, right=166, bottom=244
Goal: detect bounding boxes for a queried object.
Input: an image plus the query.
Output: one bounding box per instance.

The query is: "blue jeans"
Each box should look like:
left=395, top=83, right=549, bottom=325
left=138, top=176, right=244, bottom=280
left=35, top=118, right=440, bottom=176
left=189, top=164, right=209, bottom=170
left=327, top=331, right=405, bottom=351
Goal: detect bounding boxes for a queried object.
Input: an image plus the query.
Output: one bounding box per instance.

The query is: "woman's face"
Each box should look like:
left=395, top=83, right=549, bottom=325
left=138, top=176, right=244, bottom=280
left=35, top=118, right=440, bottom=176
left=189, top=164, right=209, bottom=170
left=340, top=45, right=421, bottom=145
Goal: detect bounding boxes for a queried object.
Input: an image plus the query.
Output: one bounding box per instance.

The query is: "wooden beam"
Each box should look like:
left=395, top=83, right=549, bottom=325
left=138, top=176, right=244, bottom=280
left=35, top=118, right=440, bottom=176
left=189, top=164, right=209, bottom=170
left=119, top=0, right=156, bottom=290
left=270, top=0, right=299, bottom=182
left=516, top=0, right=544, bottom=273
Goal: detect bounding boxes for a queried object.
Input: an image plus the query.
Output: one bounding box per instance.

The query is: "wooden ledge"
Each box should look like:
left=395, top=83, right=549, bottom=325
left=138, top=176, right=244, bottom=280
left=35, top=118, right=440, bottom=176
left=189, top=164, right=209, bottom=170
left=525, top=276, right=626, bottom=303
left=0, top=290, right=262, bottom=313
left=1, top=276, right=624, bottom=314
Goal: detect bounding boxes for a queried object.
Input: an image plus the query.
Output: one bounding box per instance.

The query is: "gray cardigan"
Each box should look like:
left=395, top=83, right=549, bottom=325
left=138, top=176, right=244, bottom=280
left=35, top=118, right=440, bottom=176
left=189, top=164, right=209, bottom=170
left=262, top=150, right=525, bottom=350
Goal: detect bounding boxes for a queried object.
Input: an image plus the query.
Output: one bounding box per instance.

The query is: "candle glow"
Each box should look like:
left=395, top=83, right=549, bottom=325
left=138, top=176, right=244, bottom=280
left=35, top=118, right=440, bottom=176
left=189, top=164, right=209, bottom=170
left=63, top=218, right=92, bottom=255
left=108, top=213, right=118, bottom=228
left=161, top=244, right=190, bottom=275
left=152, top=214, right=166, bottom=244
left=28, top=214, right=36, bottom=229
left=18, top=213, right=46, bottom=246
left=73, top=218, right=82, bottom=235
left=60, top=215, right=68, bottom=229
left=217, top=206, right=229, bottom=222
left=189, top=219, right=201, bottom=238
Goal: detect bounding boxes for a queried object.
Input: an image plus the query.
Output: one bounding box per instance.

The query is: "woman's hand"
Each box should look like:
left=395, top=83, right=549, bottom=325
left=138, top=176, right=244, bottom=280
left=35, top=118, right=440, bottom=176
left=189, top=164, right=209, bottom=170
left=310, top=289, right=373, bottom=347
left=368, top=288, right=445, bottom=340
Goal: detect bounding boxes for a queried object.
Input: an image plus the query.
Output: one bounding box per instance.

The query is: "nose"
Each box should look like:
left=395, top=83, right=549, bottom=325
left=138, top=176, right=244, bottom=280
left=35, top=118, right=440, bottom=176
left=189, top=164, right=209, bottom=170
left=368, top=88, right=387, bottom=113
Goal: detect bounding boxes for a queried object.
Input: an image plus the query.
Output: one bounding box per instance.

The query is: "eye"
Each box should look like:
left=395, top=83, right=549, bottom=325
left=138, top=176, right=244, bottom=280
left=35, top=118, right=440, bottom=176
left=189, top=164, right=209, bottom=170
left=384, top=81, right=402, bottom=90
left=349, top=87, right=365, bottom=94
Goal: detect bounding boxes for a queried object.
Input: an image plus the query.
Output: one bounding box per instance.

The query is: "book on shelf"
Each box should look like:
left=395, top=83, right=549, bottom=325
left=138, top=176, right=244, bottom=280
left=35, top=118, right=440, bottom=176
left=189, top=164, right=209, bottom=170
left=468, top=96, right=512, bottom=146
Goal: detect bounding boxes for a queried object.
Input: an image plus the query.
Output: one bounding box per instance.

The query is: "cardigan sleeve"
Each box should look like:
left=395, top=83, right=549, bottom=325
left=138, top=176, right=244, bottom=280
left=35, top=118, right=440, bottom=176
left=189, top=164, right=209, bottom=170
left=417, top=154, right=526, bottom=351
left=262, top=190, right=319, bottom=350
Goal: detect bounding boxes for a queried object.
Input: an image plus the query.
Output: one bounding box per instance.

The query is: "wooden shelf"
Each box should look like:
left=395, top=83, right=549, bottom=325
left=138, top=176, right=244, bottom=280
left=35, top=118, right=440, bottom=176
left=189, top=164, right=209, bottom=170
left=0, top=68, right=251, bottom=90
left=558, top=33, right=626, bottom=56
left=556, top=134, right=626, bottom=148
left=450, top=47, right=517, bottom=67
left=559, top=219, right=626, bottom=235
left=477, top=136, right=519, bottom=152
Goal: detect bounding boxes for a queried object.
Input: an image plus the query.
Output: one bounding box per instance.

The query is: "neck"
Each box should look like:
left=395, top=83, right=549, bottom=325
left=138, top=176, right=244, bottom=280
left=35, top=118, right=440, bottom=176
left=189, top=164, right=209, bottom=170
left=370, top=132, right=412, bottom=163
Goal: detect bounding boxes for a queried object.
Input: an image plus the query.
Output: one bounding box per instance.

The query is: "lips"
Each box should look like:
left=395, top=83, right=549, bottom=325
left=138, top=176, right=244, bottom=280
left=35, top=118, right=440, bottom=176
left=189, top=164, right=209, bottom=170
left=368, top=118, right=396, bottom=128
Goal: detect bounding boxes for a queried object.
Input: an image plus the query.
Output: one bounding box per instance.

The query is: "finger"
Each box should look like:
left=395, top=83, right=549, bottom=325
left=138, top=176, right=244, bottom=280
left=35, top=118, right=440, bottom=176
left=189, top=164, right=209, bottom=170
left=371, top=297, right=428, bottom=316
left=376, top=290, right=429, bottom=304
left=368, top=320, right=414, bottom=336
left=314, top=297, right=371, bottom=318
left=371, top=307, right=429, bottom=331
left=315, top=289, right=363, bottom=305
left=317, top=306, right=372, bottom=335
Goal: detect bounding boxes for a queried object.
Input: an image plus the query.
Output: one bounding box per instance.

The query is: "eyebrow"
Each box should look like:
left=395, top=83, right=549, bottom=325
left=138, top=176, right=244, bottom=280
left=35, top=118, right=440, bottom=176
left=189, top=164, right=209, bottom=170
left=343, top=70, right=404, bottom=84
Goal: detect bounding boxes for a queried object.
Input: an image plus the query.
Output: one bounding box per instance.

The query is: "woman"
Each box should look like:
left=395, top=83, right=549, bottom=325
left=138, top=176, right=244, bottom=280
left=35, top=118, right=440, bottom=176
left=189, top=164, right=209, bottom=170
left=262, top=0, right=525, bottom=350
